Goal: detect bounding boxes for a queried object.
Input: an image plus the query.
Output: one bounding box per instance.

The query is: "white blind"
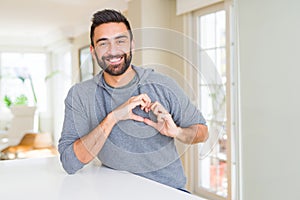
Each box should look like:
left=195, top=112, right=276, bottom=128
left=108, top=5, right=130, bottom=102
left=176, top=0, right=223, bottom=15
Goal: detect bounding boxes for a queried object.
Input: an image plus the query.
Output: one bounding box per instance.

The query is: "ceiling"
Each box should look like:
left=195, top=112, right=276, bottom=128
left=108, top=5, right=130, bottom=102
left=0, top=0, right=128, bottom=47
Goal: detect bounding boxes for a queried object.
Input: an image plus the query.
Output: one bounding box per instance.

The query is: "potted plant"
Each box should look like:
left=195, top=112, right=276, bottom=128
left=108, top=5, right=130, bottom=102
left=3, top=73, right=37, bottom=115
left=2, top=70, right=60, bottom=142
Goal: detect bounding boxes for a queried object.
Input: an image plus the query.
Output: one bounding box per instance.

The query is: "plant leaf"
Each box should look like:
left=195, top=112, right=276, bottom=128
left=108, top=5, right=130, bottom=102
left=14, top=94, right=28, bottom=105
left=17, top=76, right=26, bottom=83
left=3, top=95, right=12, bottom=108
left=44, top=70, right=60, bottom=82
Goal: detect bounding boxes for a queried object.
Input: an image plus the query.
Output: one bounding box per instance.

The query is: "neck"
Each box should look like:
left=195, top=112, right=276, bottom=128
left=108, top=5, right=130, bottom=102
left=103, top=65, right=136, bottom=88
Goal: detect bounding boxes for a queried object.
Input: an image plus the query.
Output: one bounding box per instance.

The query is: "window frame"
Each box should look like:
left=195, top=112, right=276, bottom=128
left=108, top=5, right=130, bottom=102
left=187, top=1, right=238, bottom=200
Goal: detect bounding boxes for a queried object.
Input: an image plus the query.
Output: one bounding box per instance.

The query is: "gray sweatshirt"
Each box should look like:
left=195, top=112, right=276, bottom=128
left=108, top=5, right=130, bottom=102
left=58, top=65, right=206, bottom=189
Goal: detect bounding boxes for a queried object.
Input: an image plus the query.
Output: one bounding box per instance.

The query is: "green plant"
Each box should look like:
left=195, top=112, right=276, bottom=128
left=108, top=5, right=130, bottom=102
left=17, top=74, right=37, bottom=104
left=3, top=95, right=12, bottom=108
left=3, top=94, right=28, bottom=108
left=2, top=70, right=61, bottom=108
left=44, top=70, right=60, bottom=82
left=14, top=94, right=28, bottom=106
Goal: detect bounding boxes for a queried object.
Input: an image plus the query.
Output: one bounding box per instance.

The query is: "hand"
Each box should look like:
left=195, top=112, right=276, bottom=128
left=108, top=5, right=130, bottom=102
left=112, top=94, right=151, bottom=122
left=143, top=101, right=180, bottom=138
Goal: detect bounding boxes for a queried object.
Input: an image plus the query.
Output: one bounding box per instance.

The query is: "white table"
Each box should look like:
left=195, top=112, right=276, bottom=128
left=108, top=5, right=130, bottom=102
left=0, top=156, right=205, bottom=200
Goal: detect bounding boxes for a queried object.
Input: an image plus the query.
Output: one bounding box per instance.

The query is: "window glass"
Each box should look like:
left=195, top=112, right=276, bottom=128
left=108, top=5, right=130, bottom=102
left=197, top=9, right=228, bottom=198
left=0, top=52, right=47, bottom=112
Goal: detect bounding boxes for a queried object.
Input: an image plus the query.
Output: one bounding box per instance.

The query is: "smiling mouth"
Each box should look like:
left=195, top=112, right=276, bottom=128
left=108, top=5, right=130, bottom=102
left=106, top=56, right=123, bottom=64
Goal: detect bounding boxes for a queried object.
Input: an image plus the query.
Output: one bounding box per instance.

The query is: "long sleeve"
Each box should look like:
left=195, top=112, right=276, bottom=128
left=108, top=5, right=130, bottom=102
left=58, top=86, right=88, bottom=174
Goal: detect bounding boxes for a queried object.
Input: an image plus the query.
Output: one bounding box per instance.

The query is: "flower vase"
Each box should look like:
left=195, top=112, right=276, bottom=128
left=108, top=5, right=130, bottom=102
left=7, top=105, right=37, bottom=145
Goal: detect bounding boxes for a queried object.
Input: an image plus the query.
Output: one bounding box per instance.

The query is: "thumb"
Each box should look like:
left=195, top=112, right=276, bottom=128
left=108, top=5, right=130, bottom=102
left=131, top=113, right=145, bottom=122
left=143, top=118, right=157, bottom=128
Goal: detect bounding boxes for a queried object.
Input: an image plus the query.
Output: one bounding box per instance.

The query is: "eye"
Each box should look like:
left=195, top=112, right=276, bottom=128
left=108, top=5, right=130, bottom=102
left=97, top=41, right=108, bottom=48
left=116, top=39, right=127, bottom=45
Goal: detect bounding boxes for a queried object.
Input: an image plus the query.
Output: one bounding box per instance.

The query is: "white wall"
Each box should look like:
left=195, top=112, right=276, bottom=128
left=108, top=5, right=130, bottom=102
left=238, top=0, right=300, bottom=199
left=48, top=41, right=73, bottom=146
left=127, top=0, right=185, bottom=81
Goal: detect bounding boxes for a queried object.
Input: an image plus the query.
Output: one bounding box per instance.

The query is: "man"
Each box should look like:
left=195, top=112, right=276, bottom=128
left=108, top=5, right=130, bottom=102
left=58, top=9, right=208, bottom=190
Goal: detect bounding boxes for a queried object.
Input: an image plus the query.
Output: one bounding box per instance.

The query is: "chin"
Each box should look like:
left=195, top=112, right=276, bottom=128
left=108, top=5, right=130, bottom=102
left=105, top=64, right=129, bottom=76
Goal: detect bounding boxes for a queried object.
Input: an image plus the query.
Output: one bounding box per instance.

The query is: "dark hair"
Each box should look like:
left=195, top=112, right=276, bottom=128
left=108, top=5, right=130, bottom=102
left=90, top=9, right=133, bottom=47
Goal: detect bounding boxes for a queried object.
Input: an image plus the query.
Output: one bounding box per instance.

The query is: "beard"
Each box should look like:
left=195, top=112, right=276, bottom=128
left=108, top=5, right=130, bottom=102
left=95, top=50, right=132, bottom=76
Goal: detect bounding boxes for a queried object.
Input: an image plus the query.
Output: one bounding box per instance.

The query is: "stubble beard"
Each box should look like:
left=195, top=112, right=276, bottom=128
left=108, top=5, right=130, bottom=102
left=95, top=50, right=132, bottom=76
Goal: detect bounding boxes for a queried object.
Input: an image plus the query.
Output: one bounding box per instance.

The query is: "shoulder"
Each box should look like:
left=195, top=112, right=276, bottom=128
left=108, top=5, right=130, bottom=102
left=134, top=65, right=173, bottom=82
left=141, top=67, right=178, bottom=84
left=148, top=70, right=181, bottom=91
left=65, top=77, right=98, bottom=101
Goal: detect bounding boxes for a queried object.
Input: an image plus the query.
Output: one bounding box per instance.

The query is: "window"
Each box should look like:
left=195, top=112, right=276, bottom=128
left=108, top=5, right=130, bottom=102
left=197, top=8, right=227, bottom=197
left=0, top=52, right=47, bottom=112
left=192, top=2, right=236, bottom=200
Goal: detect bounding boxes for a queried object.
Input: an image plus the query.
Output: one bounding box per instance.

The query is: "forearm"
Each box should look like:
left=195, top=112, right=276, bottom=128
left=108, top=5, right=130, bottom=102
left=73, top=112, right=117, bottom=164
left=176, top=124, right=208, bottom=144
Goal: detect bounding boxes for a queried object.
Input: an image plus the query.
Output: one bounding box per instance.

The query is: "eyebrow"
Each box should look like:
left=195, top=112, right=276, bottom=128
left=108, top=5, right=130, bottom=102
left=115, top=35, right=128, bottom=40
left=95, top=35, right=129, bottom=44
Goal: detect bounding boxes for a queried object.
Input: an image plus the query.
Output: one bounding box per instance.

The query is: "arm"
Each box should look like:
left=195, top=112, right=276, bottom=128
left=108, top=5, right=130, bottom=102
left=73, top=112, right=117, bottom=164
left=176, top=124, right=208, bottom=144
left=144, top=101, right=208, bottom=144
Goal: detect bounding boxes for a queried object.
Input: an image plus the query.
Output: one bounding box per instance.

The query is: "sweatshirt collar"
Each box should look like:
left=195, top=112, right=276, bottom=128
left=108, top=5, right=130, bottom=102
left=93, top=65, right=147, bottom=87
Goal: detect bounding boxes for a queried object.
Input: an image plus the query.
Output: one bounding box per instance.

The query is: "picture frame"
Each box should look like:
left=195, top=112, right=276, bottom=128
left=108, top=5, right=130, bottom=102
left=79, top=46, right=94, bottom=81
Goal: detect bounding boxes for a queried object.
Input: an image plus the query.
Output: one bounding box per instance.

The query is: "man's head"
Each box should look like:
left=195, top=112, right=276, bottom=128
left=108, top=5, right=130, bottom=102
left=90, top=9, right=133, bottom=47
left=90, top=9, right=133, bottom=76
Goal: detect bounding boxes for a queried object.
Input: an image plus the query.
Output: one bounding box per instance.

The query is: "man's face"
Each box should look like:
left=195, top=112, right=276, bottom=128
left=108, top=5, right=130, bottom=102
left=92, top=22, right=132, bottom=76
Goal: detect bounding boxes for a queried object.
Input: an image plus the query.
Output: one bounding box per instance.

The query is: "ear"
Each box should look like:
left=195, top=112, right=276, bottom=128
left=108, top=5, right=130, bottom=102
left=131, top=39, right=135, bottom=54
left=90, top=45, right=96, bottom=59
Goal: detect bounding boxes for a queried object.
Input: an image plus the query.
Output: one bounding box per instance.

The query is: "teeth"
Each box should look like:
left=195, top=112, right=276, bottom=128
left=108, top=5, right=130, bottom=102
left=109, top=57, right=122, bottom=63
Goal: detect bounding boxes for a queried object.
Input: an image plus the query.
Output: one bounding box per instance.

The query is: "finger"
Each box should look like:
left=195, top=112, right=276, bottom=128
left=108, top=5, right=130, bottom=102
left=140, top=93, right=151, bottom=103
left=139, top=94, right=151, bottom=111
left=144, top=100, right=152, bottom=112
left=144, top=101, right=152, bottom=112
left=129, top=98, right=151, bottom=113
left=150, top=102, right=160, bottom=115
left=129, top=94, right=148, bottom=104
left=151, top=101, right=167, bottom=115
left=163, top=114, right=176, bottom=126
left=140, top=99, right=151, bottom=111
left=136, top=94, right=151, bottom=105
left=157, top=113, right=169, bottom=122
left=129, top=98, right=148, bottom=109
left=162, top=113, right=172, bottom=121
left=129, top=94, right=150, bottom=111
left=139, top=99, right=146, bottom=110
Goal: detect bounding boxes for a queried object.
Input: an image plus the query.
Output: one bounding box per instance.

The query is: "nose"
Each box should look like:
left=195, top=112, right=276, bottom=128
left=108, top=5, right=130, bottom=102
left=107, top=41, right=119, bottom=55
